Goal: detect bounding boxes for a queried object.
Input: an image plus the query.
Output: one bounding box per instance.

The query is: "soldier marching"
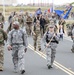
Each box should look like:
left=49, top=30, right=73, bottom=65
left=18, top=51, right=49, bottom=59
left=1, top=6, right=74, bottom=74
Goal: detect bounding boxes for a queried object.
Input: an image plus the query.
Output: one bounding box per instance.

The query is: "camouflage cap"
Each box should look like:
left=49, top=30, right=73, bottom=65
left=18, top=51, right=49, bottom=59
left=49, top=25, right=54, bottom=28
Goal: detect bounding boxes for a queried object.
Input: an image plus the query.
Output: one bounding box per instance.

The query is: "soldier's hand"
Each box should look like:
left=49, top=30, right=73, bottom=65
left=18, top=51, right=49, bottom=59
left=24, top=48, right=27, bottom=53
left=46, top=43, right=49, bottom=47
left=33, top=32, right=36, bottom=36
left=7, top=45, right=12, bottom=51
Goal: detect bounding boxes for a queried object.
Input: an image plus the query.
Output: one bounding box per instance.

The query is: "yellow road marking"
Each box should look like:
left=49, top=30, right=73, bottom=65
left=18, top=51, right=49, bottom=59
left=28, top=44, right=74, bottom=75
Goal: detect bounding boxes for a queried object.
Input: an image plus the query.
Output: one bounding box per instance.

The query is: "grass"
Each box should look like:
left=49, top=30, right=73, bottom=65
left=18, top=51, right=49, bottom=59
left=0, top=6, right=73, bottom=12
left=0, top=6, right=73, bottom=21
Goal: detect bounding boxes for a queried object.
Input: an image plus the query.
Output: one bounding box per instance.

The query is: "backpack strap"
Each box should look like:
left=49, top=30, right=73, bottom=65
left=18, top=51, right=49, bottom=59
left=46, top=31, right=49, bottom=43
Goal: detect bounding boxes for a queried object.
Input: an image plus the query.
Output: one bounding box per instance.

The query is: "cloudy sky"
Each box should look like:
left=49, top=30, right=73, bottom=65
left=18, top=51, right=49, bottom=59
left=17, top=0, right=74, bottom=5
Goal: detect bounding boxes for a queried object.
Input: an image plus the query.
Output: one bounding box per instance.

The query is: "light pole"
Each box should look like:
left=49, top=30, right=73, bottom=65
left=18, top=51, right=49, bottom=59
left=3, top=0, right=5, bottom=17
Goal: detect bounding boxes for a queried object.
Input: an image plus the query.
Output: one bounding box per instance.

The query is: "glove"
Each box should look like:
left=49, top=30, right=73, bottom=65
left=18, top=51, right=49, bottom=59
left=24, top=48, right=27, bottom=53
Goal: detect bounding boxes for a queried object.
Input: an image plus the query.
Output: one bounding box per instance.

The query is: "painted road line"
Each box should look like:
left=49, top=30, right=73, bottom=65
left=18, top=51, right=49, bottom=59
left=28, top=44, right=74, bottom=75
left=28, top=46, right=73, bottom=75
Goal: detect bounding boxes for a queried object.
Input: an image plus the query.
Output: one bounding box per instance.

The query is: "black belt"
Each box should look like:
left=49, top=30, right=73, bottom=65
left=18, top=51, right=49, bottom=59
left=47, top=41, right=57, bottom=43
left=47, top=40, right=59, bottom=44
left=12, top=43, right=23, bottom=45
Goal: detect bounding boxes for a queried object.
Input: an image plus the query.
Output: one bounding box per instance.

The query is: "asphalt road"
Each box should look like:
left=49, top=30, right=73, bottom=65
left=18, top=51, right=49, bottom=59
left=0, top=21, right=74, bottom=75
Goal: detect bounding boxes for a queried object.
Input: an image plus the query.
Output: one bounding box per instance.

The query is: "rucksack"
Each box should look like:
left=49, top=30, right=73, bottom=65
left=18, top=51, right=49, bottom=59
left=46, top=31, right=49, bottom=43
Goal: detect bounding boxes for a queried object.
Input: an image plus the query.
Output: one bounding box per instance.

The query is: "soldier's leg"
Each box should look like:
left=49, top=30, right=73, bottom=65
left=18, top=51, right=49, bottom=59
left=0, top=46, right=4, bottom=71
left=37, top=34, right=41, bottom=51
left=26, top=24, right=29, bottom=36
left=12, top=47, right=18, bottom=71
left=29, top=25, right=32, bottom=35
left=18, top=46, right=25, bottom=74
left=33, top=35, right=37, bottom=50
left=43, top=26, right=45, bottom=34
left=51, top=48, right=56, bottom=67
left=28, top=25, right=31, bottom=35
left=46, top=48, right=51, bottom=67
left=71, top=40, right=74, bottom=53
left=41, top=28, right=43, bottom=37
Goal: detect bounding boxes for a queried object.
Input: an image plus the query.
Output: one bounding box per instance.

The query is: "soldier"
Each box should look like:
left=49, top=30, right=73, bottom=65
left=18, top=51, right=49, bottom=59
left=44, top=14, right=50, bottom=32
left=43, top=25, right=59, bottom=69
left=71, top=24, right=74, bottom=53
left=26, top=15, right=33, bottom=36
left=7, top=21, right=28, bottom=74
left=0, top=13, right=4, bottom=24
left=0, top=23, right=7, bottom=71
left=7, top=13, right=19, bottom=33
left=40, top=15, right=46, bottom=36
left=32, top=20, right=41, bottom=51
left=58, top=18, right=66, bottom=32
left=18, top=14, right=25, bottom=28
left=59, top=25, right=65, bottom=40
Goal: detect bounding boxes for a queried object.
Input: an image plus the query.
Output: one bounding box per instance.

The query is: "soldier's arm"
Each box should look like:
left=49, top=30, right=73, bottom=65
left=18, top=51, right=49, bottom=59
left=31, top=25, right=35, bottom=35
left=2, top=15, right=5, bottom=22
left=3, top=30, right=7, bottom=41
left=34, top=18, right=36, bottom=23
left=23, top=32, right=28, bottom=48
left=54, top=33, right=60, bottom=42
left=7, top=31, right=12, bottom=46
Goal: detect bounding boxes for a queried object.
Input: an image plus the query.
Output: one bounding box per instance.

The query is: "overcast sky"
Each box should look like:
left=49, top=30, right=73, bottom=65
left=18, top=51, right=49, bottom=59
left=17, top=0, right=74, bottom=5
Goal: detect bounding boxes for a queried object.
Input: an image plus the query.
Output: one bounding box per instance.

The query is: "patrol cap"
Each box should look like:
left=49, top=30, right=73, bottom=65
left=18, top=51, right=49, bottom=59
left=49, top=25, right=54, bottom=28
left=13, top=21, right=19, bottom=26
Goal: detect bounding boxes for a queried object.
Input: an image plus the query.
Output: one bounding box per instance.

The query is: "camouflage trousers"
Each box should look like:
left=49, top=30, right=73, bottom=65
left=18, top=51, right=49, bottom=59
left=44, top=24, right=48, bottom=32
left=12, top=45, right=25, bottom=71
left=71, top=39, right=74, bottom=52
left=26, top=24, right=32, bottom=36
left=33, top=33, right=41, bottom=50
left=0, top=45, right=4, bottom=70
left=46, top=43, right=57, bottom=66
left=41, top=27, right=45, bottom=37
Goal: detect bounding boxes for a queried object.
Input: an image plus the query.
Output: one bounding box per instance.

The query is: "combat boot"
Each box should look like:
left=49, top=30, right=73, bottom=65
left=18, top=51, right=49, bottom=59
left=39, top=48, right=41, bottom=51
left=34, top=47, right=36, bottom=51
left=48, top=65, right=53, bottom=69
left=21, top=70, right=25, bottom=74
left=0, top=66, right=3, bottom=71
left=71, top=48, right=74, bottom=53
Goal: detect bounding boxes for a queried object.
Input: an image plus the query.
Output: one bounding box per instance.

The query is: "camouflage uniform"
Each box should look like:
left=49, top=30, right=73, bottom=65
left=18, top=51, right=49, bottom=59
left=7, top=27, right=28, bottom=73
left=0, top=29, right=7, bottom=71
left=32, top=21, right=41, bottom=51
left=7, top=15, right=19, bottom=32
left=71, top=28, right=74, bottom=52
left=0, top=13, right=4, bottom=23
left=43, top=25, right=59, bottom=69
left=18, top=15, right=25, bottom=28
left=44, top=17, right=50, bottom=32
left=26, top=16, right=32, bottom=36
